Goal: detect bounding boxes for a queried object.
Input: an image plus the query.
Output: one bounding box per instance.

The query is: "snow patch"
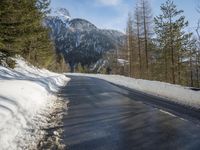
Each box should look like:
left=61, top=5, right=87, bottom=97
left=117, top=59, right=128, bottom=66
left=54, top=8, right=71, bottom=22
left=0, top=58, right=70, bottom=150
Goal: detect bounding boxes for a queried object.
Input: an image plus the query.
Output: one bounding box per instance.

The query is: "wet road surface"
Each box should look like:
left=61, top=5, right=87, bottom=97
left=59, top=76, right=200, bottom=150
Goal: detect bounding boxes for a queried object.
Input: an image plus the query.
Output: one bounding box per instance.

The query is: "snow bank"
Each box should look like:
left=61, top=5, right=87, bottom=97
left=0, top=58, right=70, bottom=150
left=67, top=73, right=200, bottom=109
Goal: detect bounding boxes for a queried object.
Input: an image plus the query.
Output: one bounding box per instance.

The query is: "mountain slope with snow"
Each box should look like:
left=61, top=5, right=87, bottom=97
left=45, top=8, right=125, bottom=71
left=0, top=58, right=70, bottom=150
left=54, top=8, right=71, bottom=22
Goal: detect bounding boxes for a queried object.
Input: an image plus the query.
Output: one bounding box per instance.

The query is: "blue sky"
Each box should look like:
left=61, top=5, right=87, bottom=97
left=50, top=0, right=199, bottom=33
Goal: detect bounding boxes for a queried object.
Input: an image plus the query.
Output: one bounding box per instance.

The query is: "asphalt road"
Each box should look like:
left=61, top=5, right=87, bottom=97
left=59, top=75, right=200, bottom=150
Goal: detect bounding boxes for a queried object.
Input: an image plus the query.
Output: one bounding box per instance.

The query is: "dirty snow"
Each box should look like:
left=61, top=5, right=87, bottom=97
left=0, top=58, right=70, bottom=150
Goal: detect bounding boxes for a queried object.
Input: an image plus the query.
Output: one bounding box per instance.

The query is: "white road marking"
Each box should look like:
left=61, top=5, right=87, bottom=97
left=159, top=109, right=176, bottom=117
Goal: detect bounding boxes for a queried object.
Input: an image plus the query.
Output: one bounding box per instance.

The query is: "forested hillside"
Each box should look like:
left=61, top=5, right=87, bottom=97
left=0, top=0, right=65, bottom=72
left=45, top=8, right=124, bottom=72
left=0, top=0, right=199, bottom=88
left=119, top=0, right=200, bottom=88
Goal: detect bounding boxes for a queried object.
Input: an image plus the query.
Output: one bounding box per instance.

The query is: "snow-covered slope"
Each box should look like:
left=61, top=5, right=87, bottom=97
left=69, top=18, right=97, bottom=31
left=0, top=58, right=70, bottom=150
left=44, top=8, right=125, bottom=70
left=67, top=73, right=200, bottom=109
left=54, top=8, right=71, bottom=22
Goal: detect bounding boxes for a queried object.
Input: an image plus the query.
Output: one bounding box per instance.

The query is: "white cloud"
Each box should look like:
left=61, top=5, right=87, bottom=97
left=96, top=0, right=121, bottom=6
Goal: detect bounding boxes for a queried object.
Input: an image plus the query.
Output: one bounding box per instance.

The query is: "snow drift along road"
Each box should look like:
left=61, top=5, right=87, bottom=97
left=67, top=73, right=200, bottom=109
left=0, top=58, right=70, bottom=150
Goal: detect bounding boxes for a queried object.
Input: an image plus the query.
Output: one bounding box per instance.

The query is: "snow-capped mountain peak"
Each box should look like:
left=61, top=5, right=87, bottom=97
left=54, top=8, right=71, bottom=22
left=45, top=8, right=125, bottom=70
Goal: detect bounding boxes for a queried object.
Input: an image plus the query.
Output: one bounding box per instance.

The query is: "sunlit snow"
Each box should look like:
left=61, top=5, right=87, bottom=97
left=0, top=58, right=70, bottom=150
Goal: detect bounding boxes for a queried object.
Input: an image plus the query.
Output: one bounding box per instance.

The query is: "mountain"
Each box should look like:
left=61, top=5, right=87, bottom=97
left=53, top=8, right=71, bottom=22
left=45, top=8, right=125, bottom=72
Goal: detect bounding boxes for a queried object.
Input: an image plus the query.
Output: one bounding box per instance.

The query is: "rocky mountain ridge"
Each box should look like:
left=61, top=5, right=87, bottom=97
left=45, top=8, right=125, bottom=71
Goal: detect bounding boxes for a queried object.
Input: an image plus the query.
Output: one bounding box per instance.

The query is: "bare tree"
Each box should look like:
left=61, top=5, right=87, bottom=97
left=126, top=12, right=134, bottom=77
left=139, top=0, right=153, bottom=79
left=195, top=5, right=200, bottom=87
left=133, top=4, right=142, bottom=78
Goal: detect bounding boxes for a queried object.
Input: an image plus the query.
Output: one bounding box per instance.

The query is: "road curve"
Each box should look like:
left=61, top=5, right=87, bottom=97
left=59, top=75, right=200, bottom=150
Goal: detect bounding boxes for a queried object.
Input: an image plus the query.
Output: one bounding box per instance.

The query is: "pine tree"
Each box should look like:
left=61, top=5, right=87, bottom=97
left=0, top=0, right=25, bottom=57
left=0, top=0, right=56, bottom=69
left=154, top=0, right=190, bottom=84
left=20, top=0, right=55, bottom=68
